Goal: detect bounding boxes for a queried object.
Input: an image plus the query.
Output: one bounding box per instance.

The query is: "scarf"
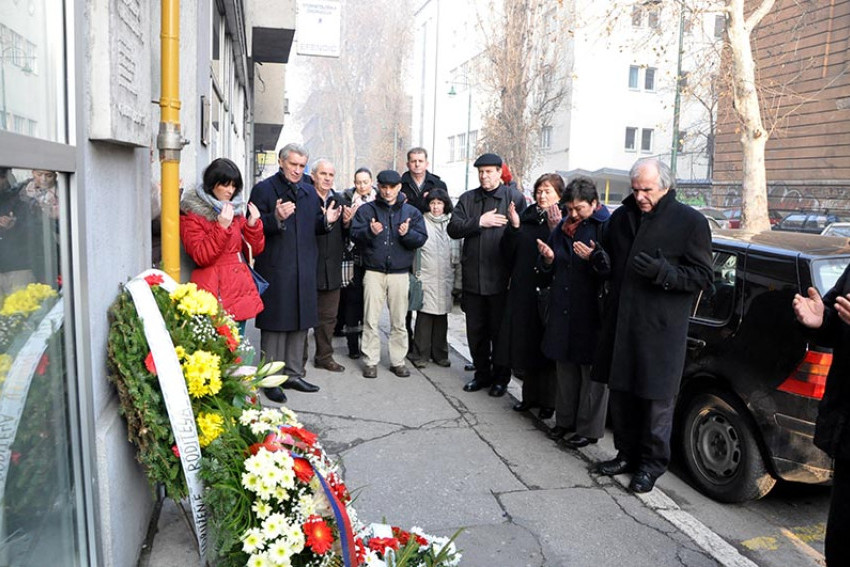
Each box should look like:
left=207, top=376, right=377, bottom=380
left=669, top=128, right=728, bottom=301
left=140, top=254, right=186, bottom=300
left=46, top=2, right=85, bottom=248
left=351, top=191, right=375, bottom=207
left=195, top=184, right=245, bottom=216
left=561, top=202, right=602, bottom=239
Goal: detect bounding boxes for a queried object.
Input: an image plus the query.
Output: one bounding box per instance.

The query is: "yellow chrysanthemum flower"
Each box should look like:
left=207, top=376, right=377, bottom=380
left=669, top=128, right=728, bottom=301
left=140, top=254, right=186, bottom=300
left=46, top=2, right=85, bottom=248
left=0, top=283, right=57, bottom=316
left=197, top=412, right=224, bottom=447
left=174, top=346, right=186, bottom=360
left=181, top=350, right=222, bottom=398
left=170, top=283, right=218, bottom=317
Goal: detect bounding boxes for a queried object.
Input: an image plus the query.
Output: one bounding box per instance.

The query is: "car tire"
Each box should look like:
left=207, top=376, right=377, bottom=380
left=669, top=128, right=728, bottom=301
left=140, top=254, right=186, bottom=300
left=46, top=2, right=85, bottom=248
left=680, top=390, right=776, bottom=503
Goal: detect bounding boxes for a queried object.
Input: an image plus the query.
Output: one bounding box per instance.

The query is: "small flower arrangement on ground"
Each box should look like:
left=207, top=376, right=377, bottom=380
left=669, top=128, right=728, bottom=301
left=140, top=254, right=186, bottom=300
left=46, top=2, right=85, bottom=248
left=0, top=282, right=58, bottom=353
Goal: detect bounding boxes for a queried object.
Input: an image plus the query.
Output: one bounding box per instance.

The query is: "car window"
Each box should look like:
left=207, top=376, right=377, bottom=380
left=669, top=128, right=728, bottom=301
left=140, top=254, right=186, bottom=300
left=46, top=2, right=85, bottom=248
left=692, top=251, right=737, bottom=322
left=812, top=257, right=850, bottom=295
left=779, top=215, right=806, bottom=230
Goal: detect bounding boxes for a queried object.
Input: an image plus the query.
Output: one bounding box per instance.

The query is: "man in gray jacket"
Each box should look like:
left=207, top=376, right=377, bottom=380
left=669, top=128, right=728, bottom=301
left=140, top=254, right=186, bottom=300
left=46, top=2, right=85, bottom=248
left=448, top=153, right=527, bottom=397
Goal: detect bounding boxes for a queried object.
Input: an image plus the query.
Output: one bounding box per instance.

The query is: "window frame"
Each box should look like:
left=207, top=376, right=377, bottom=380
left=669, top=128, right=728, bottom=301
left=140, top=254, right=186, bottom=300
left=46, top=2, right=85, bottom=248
left=628, top=65, right=640, bottom=90
left=625, top=126, right=638, bottom=151
left=641, top=128, right=654, bottom=152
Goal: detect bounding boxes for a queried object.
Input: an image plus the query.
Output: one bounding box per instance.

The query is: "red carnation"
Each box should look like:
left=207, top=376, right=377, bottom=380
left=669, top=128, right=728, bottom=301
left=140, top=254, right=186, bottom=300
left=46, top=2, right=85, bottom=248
left=368, top=537, right=400, bottom=553
left=144, top=273, right=164, bottom=287
left=303, top=516, right=334, bottom=555
left=216, top=325, right=239, bottom=351
left=354, top=537, right=367, bottom=564
left=171, top=445, right=180, bottom=458
left=280, top=425, right=318, bottom=447
left=392, top=526, right=427, bottom=547
left=328, top=473, right=350, bottom=503
left=235, top=356, right=242, bottom=364
left=11, top=452, right=21, bottom=465
left=144, top=352, right=157, bottom=375
left=292, top=457, right=314, bottom=483
left=35, top=354, right=49, bottom=375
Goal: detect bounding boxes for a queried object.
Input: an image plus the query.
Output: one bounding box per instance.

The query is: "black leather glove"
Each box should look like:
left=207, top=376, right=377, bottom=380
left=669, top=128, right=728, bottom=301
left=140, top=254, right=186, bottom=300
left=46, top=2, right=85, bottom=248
left=633, top=248, right=665, bottom=279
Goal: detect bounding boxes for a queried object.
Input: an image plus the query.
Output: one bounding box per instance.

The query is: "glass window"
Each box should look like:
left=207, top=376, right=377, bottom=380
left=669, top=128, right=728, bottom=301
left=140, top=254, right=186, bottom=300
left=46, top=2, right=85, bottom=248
left=641, top=128, right=653, bottom=152
left=812, top=258, right=850, bottom=295
left=628, top=65, right=639, bottom=89
left=458, top=132, right=466, bottom=161
left=540, top=126, right=552, bottom=150
left=448, top=136, right=455, bottom=162
left=714, top=14, right=726, bottom=39
left=0, top=165, right=80, bottom=564
left=625, top=127, right=637, bottom=151
left=632, top=6, right=643, bottom=27
left=648, top=7, right=660, bottom=29
left=644, top=67, right=656, bottom=91
left=0, top=2, right=66, bottom=143
left=469, top=130, right=478, bottom=155
left=693, top=251, right=738, bottom=321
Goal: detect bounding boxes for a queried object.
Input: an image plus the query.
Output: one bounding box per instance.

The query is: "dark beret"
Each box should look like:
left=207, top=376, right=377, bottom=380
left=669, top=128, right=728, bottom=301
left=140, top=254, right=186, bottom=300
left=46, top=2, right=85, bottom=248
left=473, top=153, right=503, bottom=168
left=376, top=170, right=402, bottom=185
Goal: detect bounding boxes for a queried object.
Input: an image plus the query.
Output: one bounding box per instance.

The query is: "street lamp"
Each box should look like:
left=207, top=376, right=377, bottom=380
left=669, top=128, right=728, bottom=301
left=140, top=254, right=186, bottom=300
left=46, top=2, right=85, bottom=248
left=448, top=81, right=473, bottom=191
left=670, top=3, right=686, bottom=178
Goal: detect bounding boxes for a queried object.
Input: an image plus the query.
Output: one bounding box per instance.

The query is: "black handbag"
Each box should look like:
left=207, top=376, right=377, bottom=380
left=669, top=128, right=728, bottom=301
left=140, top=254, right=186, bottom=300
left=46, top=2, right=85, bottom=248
left=242, top=237, right=269, bottom=295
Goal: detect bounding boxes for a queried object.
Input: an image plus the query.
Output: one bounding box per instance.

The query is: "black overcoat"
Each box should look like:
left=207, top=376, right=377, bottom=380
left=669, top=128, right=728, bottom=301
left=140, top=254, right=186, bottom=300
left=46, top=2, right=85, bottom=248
left=540, top=205, right=611, bottom=365
left=315, top=189, right=345, bottom=291
left=249, top=171, right=326, bottom=332
left=400, top=170, right=447, bottom=211
left=812, top=263, right=850, bottom=460
left=447, top=183, right=527, bottom=296
left=594, top=190, right=712, bottom=399
left=494, top=206, right=552, bottom=371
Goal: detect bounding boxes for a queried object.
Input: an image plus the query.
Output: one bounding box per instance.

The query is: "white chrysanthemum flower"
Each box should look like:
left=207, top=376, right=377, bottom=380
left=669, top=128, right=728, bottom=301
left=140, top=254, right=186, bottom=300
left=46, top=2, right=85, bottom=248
left=250, top=422, right=273, bottom=436
left=273, top=486, right=289, bottom=501
left=297, top=493, right=316, bottom=517
left=363, top=549, right=388, bottom=567
left=279, top=469, right=295, bottom=489
left=245, top=455, right=266, bottom=475
left=242, top=472, right=262, bottom=492
left=262, top=512, right=288, bottom=540
left=241, top=528, right=266, bottom=554
left=240, top=409, right=260, bottom=425
left=252, top=499, right=272, bottom=519
left=246, top=552, right=271, bottom=567
left=266, top=539, right=293, bottom=566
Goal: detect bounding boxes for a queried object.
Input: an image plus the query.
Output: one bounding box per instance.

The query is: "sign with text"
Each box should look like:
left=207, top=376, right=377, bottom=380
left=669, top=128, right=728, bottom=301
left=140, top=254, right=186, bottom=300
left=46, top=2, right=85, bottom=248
left=296, top=1, right=342, bottom=58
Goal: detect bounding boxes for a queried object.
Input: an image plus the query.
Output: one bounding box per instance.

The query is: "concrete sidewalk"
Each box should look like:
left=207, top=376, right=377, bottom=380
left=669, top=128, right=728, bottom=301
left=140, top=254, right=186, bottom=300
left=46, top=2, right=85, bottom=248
left=141, top=310, right=751, bottom=567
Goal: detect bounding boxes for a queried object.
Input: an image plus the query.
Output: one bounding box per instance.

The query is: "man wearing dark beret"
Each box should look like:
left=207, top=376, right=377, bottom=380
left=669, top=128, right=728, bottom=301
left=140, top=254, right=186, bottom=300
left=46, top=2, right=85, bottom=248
left=448, top=153, right=527, bottom=397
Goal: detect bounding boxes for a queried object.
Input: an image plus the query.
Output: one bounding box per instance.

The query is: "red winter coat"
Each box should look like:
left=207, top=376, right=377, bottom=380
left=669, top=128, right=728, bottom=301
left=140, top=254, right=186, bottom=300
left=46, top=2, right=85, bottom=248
left=180, top=187, right=265, bottom=321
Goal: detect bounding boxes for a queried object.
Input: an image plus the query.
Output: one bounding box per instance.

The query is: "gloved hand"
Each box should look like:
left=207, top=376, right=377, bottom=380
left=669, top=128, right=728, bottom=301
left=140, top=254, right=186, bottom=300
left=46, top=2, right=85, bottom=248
left=633, top=248, right=667, bottom=280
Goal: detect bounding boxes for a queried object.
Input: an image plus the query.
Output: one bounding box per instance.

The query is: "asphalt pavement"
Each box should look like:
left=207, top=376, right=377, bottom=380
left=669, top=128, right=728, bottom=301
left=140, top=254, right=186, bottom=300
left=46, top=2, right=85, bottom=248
left=140, top=309, right=789, bottom=567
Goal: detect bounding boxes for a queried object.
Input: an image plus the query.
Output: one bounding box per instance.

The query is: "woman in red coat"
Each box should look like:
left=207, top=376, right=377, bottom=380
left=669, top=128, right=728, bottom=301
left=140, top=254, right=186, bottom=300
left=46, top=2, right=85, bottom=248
left=180, top=158, right=265, bottom=332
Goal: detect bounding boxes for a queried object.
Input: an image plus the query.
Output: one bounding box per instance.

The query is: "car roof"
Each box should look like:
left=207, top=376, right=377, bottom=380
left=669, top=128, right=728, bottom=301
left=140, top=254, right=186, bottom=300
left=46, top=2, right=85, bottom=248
left=712, top=229, right=850, bottom=258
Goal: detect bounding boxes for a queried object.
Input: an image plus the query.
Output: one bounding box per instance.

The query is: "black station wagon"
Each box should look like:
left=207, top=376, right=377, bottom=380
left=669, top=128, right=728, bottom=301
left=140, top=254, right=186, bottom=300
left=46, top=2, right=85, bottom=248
left=676, top=230, right=850, bottom=502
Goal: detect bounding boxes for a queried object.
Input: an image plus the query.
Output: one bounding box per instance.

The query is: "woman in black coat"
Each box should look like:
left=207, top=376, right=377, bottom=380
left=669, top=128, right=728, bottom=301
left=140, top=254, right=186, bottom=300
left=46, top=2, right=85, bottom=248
left=794, top=264, right=850, bottom=565
left=495, top=173, right=565, bottom=419
left=537, top=177, right=611, bottom=446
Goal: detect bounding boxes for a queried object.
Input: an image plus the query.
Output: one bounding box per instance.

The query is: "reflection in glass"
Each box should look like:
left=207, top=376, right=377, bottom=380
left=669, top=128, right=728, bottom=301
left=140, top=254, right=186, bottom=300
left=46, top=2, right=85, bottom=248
left=0, top=166, right=78, bottom=564
left=0, top=0, right=66, bottom=143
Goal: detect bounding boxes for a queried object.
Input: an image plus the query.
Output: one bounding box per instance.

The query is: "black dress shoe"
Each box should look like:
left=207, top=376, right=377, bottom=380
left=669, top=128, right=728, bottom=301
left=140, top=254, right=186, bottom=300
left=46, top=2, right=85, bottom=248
left=263, top=387, right=287, bottom=404
left=513, top=401, right=532, bottom=412
left=434, top=359, right=451, bottom=367
left=463, top=379, right=491, bottom=392
left=594, top=457, right=634, bottom=476
left=547, top=426, right=570, bottom=440
left=538, top=407, right=555, bottom=420
left=488, top=384, right=507, bottom=397
left=464, top=363, right=476, bottom=372
left=348, top=351, right=362, bottom=360
left=629, top=470, right=657, bottom=493
left=281, top=376, right=320, bottom=393
left=564, top=435, right=597, bottom=449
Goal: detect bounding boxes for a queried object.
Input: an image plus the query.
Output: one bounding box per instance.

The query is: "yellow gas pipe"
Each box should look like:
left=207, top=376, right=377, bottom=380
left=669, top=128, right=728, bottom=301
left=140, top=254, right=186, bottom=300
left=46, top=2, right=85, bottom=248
left=157, top=0, right=185, bottom=281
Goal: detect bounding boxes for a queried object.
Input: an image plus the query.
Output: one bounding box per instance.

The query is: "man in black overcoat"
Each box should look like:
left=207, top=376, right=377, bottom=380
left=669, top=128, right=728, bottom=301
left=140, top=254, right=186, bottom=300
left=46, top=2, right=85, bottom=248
left=593, top=157, right=712, bottom=493
left=249, top=143, right=341, bottom=403
left=448, top=153, right=527, bottom=397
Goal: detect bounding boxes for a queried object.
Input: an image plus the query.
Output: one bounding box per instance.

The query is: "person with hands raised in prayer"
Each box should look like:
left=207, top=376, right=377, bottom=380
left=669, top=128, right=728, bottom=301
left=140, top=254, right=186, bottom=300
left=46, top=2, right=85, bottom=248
left=793, top=268, right=850, bottom=566
left=248, top=143, right=341, bottom=404
left=448, top=153, right=527, bottom=398
left=180, top=158, right=265, bottom=336
left=535, top=177, right=611, bottom=448
left=350, top=170, right=427, bottom=379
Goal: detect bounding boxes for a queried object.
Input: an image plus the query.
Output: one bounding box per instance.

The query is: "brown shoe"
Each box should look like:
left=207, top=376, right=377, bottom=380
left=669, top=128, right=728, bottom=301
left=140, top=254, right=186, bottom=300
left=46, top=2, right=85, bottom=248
left=362, top=365, right=377, bottom=379
left=390, top=364, right=410, bottom=377
left=315, top=359, right=345, bottom=372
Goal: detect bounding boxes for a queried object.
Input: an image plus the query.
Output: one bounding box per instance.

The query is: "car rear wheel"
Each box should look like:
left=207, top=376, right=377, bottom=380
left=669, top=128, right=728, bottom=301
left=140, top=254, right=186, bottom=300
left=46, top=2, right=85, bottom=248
left=681, top=391, right=776, bottom=503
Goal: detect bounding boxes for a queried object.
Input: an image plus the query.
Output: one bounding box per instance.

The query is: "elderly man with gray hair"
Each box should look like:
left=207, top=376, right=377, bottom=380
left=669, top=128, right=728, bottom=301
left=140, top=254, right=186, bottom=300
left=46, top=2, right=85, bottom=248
left=591, top=157, right=712, bottom=493
left=249, top=143, right=341, bottom=404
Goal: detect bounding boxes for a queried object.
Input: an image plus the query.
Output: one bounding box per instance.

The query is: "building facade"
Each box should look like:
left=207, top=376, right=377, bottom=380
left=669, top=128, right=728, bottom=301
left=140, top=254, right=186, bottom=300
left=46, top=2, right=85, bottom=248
left=0, top=0, right=294, bottom=565
left=412, top=0, right=721, bottom=200
left=713, top=0, right=850, bottom=213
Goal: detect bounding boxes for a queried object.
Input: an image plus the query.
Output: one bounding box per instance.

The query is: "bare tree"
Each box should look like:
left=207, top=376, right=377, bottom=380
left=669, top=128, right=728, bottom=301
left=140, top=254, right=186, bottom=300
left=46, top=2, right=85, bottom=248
left=476, top=0, right=569, bottom=189
left=298, top=0, right=412, bottom=185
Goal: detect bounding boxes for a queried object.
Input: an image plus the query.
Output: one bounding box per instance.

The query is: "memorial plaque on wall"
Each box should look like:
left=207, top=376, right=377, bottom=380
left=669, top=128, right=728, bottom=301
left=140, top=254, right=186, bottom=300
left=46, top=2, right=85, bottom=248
left=88, top=0, right=150, bottom=146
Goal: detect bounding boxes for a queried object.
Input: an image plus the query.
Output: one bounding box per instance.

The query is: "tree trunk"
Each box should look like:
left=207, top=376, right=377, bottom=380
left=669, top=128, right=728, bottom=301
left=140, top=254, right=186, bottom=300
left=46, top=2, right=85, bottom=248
left=726, top=0, right=775, bottom=233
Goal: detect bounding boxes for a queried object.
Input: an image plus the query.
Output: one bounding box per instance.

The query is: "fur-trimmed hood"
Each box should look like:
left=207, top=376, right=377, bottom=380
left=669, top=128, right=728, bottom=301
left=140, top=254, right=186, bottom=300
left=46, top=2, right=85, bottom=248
left=180, top=184, right=245, bottom=221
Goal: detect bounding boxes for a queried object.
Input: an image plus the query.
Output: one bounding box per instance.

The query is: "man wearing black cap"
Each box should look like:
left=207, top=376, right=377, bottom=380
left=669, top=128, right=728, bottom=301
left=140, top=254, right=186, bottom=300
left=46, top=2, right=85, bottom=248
left=350, top=170, right=428, bottom=379
left=448, top=153, right=527, bottom=397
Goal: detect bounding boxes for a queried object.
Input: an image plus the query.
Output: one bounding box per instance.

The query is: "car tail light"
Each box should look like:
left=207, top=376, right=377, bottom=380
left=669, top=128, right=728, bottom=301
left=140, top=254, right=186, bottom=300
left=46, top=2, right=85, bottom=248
left=777, top=349, right=832, bottom=399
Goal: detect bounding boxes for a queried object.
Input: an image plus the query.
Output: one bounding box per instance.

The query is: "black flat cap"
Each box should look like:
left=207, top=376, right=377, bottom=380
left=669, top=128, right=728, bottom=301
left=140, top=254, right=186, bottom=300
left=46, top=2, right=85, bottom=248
left=473, top=153, right=503, bottom=168
left=376, top=170, right=402, bottom=185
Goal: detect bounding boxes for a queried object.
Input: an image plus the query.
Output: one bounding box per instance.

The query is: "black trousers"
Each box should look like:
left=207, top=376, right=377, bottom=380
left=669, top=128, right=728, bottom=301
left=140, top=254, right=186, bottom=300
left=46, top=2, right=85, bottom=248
left=411, top=312, right=449, bottom=362
left=462, top=291, right=511, bottom=386
left=313, top=289, right=341, bottom=363
left=610, top=389, right=676, bottom=477
left=827, top=458, right=850, bottom=566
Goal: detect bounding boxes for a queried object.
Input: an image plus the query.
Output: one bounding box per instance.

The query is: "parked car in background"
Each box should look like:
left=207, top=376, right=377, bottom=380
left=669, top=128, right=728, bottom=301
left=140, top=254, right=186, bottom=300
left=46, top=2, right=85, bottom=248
left=696, top=207, right=731, bottom=229
left=722, top=208, right=783, bottom=229
left=773, top=212, right=850, bottom=234
left=677, top=230, right=850, bottom=502
left=821, top=222, right=850, bottom=238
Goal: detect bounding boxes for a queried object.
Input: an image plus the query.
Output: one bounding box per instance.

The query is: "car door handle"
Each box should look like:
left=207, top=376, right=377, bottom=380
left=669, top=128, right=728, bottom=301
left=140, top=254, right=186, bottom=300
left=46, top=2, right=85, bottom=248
left=687, top=337, right=706, bottom=349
